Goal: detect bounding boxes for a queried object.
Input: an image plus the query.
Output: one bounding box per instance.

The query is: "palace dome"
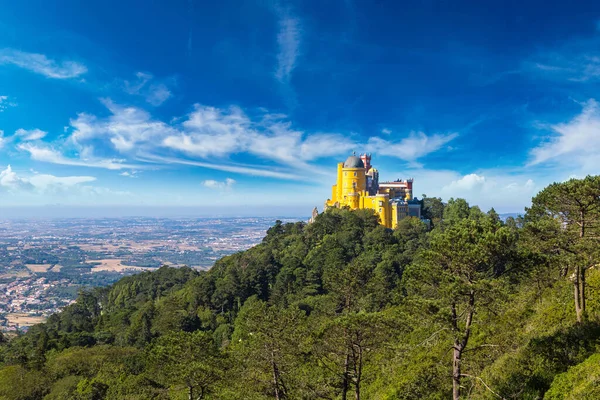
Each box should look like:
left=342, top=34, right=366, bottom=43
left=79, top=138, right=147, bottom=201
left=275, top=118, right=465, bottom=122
left=343, top=155, right=365, bottom=168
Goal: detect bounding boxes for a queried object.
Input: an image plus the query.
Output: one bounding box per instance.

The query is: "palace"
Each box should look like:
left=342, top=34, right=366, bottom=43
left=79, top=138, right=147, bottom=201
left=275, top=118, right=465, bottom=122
left=325, top=153, right=422, bottom=229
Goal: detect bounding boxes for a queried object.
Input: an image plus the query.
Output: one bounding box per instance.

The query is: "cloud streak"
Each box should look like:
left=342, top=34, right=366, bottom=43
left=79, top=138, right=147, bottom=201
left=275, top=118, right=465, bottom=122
left=367, top=131, right=458, bottom=163
left=0, top=49, right=87, bottom=79
left=15, top=128, right=47, bottom=141
left=275, top=14, right=301, bottom=82
left=529, top=99, right=600, bottom=170
left=15, top=99, right=457, bottom=180
left=18, top=143, right=141, bottom=170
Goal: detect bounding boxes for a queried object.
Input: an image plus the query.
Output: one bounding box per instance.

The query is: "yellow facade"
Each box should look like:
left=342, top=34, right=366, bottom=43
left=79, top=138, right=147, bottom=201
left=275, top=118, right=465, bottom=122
left=326, top=159, right=397, bottom=229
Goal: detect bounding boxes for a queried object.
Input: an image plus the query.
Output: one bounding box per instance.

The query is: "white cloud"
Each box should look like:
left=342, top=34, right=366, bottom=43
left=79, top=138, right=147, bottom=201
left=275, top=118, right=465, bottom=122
left=171, top=105, right=355, bottom=169
left=70, top=98, right=177, bottom=152
left=139, top=153, right=302, bottom=180
left=119, top=170, right=139, bottom=178
left=146, top=84, right=171, bottom=106
left=380, top=165, right=544, bottom=213
left=0, top=165, right=34, bottom=191
left=124, top=72, right=172, bottom=106
left=439, top=171, right=539, bottom=212
left=15, top=128, right=47, bottom=141
left=202, top=178, right=236, bottom=190
left=0, top=130, right=4, bottom=149
left=299, top=133, right=356, bottom=161
left=527, top=34, right=600, bottom=83
left=381, top=128, right=392, bottom=135
left=529, top=99, right=600, bottom=170
left=275, top=15, right=301, bottom=82
left=0, top=165, right=95, bottom=193
left=0, top=95, right=16, bottom=112
left=18, top=143, right=139, bottom=170
left=367, top=131, right=458, bottom=163
left=0, top=49, right=87, bottom=79
left=28, top=174, right=96, bottom=190
left=532, top=57, right=600, bottom=82
left=445, top=173, right=486, bottom=191
left=19, top=98, right=455, bottom=180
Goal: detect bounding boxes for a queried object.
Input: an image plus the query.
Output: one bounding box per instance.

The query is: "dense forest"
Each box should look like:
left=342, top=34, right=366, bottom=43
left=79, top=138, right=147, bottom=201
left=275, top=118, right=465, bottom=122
left=1, top=176, right=600, bottom=399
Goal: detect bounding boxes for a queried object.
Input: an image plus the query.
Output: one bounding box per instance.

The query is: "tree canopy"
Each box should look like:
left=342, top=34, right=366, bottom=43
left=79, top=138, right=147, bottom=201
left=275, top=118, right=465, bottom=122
left=2, top=176, right=600, bottom=399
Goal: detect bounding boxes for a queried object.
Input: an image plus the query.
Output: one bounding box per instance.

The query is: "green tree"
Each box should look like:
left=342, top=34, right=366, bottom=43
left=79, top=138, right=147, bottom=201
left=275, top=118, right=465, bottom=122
left=313, top=312, right=396, bottom=400
left=147, top=331, right=225, bottom=400
left=443, top=198, right=471, bottom=225
left=231, top=298, right=306, bottom=399
left=406, top=218, right=517, bottom=400
left=526, top=176, right=600, bottom=323
left=422, top=195, right=444, bottom=226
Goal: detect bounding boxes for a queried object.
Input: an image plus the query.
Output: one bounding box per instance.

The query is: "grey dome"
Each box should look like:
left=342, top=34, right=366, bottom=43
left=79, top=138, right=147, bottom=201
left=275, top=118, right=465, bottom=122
left=343, top=155, right=364, bottom=168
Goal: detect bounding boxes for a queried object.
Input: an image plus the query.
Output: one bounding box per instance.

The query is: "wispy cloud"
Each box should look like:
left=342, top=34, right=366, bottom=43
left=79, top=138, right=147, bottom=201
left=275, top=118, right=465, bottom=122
left=124, top=72, right=172, bottom=106
left=18, top=143, right=140, bottom=170
left=119, top=170, right=139, bottom=178
left=0, top=49, right=87, bottom=79
left=367, top=131, right=458, bottom=164
left=0, top=165, right=95, bottom=193
left=139, top=153, right=302, bottom=180
left=275, top=13, right=301, bottom=82
left=64, top=100, right=354, bottom=175
left=15, top=128, right=47, bottom=141
left=526, top=33, right=600, bottom=82
left=529, top=98, right=600, bottom=170
left=16, top=98, right=455, bottom=180
left=0, top=95, right=17, bottom=112
left=202, top=178, right=236, bottom=190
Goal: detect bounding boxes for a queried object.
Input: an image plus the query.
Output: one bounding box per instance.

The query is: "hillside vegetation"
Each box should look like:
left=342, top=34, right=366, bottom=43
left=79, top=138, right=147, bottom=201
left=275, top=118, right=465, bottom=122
left=2, top=176, right=600, bottom=399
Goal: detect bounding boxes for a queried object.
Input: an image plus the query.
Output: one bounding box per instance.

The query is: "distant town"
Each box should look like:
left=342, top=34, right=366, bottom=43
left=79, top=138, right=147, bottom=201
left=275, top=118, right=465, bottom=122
left=0, top=217, right=300, bottom=332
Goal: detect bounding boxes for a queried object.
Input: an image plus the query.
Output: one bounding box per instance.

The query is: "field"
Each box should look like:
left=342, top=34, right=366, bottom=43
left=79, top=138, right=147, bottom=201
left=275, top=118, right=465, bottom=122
left=5, top=313, right=46, bottom=327
left=25, top=264, right=53, bottom=273
left=0, top=270, right=30, bottom=279
left=86, top=259, right=152, bottom=273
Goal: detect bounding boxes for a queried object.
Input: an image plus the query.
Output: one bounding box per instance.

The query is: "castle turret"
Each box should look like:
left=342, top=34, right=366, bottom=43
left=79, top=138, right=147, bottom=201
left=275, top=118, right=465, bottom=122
left=360, top=153, right=372, bottom=171
left=341, top=155, right=366, bottom=207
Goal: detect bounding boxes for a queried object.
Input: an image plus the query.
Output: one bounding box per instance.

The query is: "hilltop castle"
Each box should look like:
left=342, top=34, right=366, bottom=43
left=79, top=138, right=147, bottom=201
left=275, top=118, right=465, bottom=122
left=325, top=153, right=422, bottom=229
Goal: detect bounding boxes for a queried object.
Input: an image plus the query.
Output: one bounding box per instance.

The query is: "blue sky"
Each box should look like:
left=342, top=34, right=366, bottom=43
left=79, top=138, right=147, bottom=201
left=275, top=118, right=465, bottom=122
left=1, top=0, right=600, bottom=215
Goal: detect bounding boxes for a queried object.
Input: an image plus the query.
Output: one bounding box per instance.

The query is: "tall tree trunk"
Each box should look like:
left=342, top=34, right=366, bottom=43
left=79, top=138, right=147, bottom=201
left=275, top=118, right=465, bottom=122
left=574, top=267, right=582, bottom=323
left=272, top=351, right=282, bottom=400
left=342, top=352, right=350, bottom=400
left=452, top=339, right=462, bottom=400
left=578, top=212, right=587, bottom=320
left=451, top=291, right=475, bottom=400
left=580, top=266, right=586, bottom=315
left=188, top=385, right=193, bottom=400
left=355, top=344, right=362, bottom=400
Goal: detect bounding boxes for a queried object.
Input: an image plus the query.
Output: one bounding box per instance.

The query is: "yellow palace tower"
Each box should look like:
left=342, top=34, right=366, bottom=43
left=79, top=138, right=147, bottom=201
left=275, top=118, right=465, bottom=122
left=325, top=153, right=421, bottom=229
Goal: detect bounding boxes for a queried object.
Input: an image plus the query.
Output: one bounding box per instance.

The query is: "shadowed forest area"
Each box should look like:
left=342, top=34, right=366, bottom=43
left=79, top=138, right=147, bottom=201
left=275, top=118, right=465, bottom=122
left=1, top=176, right=600, bottom=399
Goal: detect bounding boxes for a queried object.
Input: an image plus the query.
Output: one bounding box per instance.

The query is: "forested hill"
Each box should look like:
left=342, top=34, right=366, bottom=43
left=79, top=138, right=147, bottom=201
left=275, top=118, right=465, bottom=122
left=2, top=177, right=600, bottom=399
